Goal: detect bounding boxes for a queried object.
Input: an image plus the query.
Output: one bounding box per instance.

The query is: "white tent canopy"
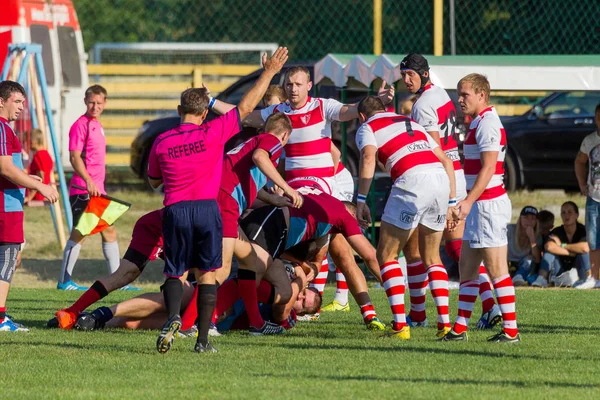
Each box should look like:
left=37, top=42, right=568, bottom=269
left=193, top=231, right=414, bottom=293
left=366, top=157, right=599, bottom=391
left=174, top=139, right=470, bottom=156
left=314, top=54, right=600, bottom=91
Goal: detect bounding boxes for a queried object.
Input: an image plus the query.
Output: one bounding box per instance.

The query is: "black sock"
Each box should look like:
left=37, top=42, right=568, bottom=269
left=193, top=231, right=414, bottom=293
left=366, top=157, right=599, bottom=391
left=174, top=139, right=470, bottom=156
left=162, top=278, right=183, bottom=320
left=92, top=280, right=109, bottom=298
left=91, top=306, right=113, bottom=324
left=196, top=284, right=217, bottom=346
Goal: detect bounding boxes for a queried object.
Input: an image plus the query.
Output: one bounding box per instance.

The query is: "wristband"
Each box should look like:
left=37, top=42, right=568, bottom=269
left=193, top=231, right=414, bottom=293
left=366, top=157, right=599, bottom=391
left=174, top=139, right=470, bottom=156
left=448, top=198, right=457, bottom=206
left=357, top=194, right=367, bottom=203
left=561, top=243, right=567, bottom=249
left=208, top=96, right=216, bottom=110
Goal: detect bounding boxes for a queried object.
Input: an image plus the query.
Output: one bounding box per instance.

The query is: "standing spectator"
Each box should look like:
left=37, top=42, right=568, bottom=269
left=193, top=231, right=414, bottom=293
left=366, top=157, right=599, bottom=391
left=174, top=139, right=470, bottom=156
left=509, top=206, right=543, bottom=286
left=574, top=104, right=600, bottom=289
left=24, top=128, right=53, bottom=205
left=538, top=201, right=590, bottom=288
left=57, top=85, right=135, bottom=291
left=0, top=80, right=58, bottom=331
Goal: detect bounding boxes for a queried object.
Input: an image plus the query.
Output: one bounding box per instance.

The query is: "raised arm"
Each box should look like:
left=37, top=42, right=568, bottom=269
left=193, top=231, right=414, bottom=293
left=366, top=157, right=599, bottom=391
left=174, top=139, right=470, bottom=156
left=237, top=47, right=288, bottom=120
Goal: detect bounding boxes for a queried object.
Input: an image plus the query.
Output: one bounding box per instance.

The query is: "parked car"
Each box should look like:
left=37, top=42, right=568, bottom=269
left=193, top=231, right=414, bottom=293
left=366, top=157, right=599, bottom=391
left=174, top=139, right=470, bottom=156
left=501, top=91, right=600, bottom=191
left=130, top=64, right=372, bottom=183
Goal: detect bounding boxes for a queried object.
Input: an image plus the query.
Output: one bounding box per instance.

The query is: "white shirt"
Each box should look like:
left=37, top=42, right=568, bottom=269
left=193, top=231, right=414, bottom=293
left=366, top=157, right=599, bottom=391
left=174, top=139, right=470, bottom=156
left=580, top=131, right=600, bottom=202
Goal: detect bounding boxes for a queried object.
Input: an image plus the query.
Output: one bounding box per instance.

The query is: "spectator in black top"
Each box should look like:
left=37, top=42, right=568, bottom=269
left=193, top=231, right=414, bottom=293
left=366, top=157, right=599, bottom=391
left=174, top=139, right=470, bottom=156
left=535, top=201, right=591, bottom=288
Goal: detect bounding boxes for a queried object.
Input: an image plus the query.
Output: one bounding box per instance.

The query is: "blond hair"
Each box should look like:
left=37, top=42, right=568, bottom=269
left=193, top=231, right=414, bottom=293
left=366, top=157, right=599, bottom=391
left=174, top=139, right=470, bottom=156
left=458, top=73, right=490, bottom=103
left=30, top=128, right=45, bottom=147
left=264, top=85, right=287, bottom=104
left=514, top=216, right=540, bottom=253
left=400, top=95, right=417, bottom=116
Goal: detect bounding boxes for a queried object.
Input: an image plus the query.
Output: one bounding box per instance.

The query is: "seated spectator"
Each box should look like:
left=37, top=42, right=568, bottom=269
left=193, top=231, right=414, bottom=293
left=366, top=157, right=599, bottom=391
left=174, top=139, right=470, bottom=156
left=537, top=210, right=555, bottom=241
left=24, top=128, right=53, bottom=206
left=533, top=201, right=591, bottom=288
left=510, top=206, right=543, bottom=286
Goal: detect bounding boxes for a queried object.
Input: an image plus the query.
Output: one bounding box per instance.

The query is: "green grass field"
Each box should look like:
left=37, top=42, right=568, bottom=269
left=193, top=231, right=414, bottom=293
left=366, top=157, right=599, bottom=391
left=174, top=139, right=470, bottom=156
left=6, top=187, right=597, bottom=399
left=2, top=287, right=600, bottom=399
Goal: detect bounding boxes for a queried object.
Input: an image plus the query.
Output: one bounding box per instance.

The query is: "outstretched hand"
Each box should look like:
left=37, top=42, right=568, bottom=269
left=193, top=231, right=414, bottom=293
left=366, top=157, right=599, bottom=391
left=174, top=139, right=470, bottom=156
left=262, top=47, right=289, bottom=75
left=378, top=80, right=395, bottom=105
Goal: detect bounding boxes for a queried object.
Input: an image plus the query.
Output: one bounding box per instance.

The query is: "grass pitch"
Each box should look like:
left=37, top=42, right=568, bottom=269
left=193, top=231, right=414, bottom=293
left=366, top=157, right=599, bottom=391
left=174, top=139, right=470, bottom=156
left=2, top=287, right=599, bottom=399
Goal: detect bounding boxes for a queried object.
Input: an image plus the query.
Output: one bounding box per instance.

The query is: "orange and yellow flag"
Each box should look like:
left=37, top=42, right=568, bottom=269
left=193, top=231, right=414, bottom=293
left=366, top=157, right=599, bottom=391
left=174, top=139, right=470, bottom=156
left=74, top=195, right=131, bottom=236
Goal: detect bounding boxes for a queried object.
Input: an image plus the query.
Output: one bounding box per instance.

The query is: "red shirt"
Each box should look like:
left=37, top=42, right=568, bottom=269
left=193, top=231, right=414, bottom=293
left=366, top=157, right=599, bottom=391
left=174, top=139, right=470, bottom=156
left=29, top=149, right=53, bottom=201
left=0, top=117, right=25, bottom=243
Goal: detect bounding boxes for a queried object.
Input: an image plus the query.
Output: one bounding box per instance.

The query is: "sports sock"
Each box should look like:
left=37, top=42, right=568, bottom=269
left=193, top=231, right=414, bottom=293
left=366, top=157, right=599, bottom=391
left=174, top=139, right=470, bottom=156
left=381, top=260, right=406, bottom=331
left=479, top=265, right=496, bottom=313
left=237, top=269, right=264, bottom=329
left=0, top=307, right=6, bottom=323
left=91, top=306, right=113, bottom=325
left=60, top=240, right=81, bottom=283
left=257, top=280, right=274, bottom=304
left=309, top=258, right=329, bottom=296
left=102, top=241, right=120, bottom=275
left=196, top=284, right=217, bottom=346
left=333, top=268, right=349, bottom=305
left=427, top=264, right=450, bottom=330
left=181, top=285, right=198, bottom=330
left=445, top=239, right=462, bottom=263
left=453, top=279, right=479, bottom=334
left=492, top=275, right=518, bottom=337
left=66, top=281, right=109, bottom=315
left=162, top=278, right=183, bottom=320
left=213, top=279, right=241, bottom=323
left=359, top=302, right=377, bottom=323
left=406, top=260, right=428, bottom=323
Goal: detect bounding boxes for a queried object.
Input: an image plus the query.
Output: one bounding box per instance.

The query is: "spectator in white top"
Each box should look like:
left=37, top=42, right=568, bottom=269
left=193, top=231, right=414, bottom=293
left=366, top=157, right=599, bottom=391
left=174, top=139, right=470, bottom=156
left=574, top=103, right=600, bottom=289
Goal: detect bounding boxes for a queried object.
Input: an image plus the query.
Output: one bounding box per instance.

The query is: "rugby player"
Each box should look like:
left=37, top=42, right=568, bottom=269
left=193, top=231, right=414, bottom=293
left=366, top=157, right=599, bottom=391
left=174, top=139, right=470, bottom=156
left=355, top=96, right=457, bottom=339
left=441, top=74, right=519, bottom=343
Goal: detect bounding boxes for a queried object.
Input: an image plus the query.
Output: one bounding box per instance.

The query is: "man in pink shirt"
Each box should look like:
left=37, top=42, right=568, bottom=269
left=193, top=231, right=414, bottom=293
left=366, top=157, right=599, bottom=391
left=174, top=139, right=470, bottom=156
left=58, top=85, right=134, bottom=291
left=147, top=47, right=289, bottom=354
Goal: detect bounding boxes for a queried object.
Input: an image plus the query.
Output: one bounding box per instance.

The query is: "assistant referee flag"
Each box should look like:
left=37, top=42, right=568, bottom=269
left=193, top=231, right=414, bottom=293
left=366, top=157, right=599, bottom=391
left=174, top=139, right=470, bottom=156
left=74, top=194, right=131, bottom=236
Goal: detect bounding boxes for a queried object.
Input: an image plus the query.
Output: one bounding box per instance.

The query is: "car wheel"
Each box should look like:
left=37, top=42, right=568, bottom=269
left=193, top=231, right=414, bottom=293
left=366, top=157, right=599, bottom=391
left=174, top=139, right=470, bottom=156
left=504, top=153, right=519, bottom=192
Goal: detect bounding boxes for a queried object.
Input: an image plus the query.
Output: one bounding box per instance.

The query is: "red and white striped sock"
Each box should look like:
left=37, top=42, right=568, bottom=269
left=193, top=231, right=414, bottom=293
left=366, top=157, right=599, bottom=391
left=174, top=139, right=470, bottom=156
left=381, top=260, right=406, bottom=331
left=452, top=279, right=479, bottom=334
left=406, top=260, right=428, bottom=323
left=360, top=302, right=377, bottom=324
left=492, top=274, right=518, bottom=337
left=333, top=268, right=349, bottom=305
left=427, top=264, right=450, bottom=330
left=309, top=258, right=329, bottom=296
left=479, top=264, right=496, bottom=314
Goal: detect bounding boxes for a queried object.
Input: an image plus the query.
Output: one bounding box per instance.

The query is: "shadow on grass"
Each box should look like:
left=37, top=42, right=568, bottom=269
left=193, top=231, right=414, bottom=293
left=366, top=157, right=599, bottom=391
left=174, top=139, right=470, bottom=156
left=239, top=341, right=600, bottom=362
left=252, top=372, right=600, bottom=390
left=519, top=323, right=600, bottom=334
left=19, top=258, right=166, bottom=284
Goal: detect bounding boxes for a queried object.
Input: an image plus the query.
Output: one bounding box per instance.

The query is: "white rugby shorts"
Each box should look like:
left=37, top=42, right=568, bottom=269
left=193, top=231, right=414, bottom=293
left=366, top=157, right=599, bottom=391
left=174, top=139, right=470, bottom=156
left=382, top=170, right=450, bottom=232
left=463, top=194, right=511, bottom=248
left=325, top=167, right=355, bottom=202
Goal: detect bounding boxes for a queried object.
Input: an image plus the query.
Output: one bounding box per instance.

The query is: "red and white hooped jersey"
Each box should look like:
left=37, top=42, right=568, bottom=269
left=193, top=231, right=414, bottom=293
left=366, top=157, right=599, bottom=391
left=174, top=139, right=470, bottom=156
left=411, top=84, right=462, bottom=172
left=287, top=176, right=332, bottom=196
left=261, top=97, right=342, bottom=180
left=463, top=106, right=507, bottom=200
left=355, top=112, right=444, bottom=182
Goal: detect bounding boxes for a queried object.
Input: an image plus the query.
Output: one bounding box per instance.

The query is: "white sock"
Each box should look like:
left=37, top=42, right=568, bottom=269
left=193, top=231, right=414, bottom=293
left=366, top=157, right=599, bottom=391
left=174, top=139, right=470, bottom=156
left=60, top=240, right=81, bottom=283
left=102, top=241, right=120, bottom=274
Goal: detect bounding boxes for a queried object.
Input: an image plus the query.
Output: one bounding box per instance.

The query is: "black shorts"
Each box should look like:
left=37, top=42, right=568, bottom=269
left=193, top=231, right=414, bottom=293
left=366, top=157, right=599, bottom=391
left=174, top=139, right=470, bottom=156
left=70, top=194, right=90, bottom=226
left=163, top=200, right=222, bottom=277
left=240, top=206, right=287, bottom=259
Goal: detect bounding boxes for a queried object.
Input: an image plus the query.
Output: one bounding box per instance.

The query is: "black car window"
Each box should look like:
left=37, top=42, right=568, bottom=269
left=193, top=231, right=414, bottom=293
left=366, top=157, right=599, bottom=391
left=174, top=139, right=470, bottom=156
left=30, top=24, right=55, bottom=86
left=57, top=26, right=82, bottom=87
left=544, top=92, right=600, bottom=118
left=220, top=75, right=281, bottom=106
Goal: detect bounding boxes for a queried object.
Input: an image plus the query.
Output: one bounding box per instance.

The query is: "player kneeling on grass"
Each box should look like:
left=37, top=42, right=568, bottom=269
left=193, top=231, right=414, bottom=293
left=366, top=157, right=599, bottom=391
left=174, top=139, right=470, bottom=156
left=355, top=96, right=458, bottom=340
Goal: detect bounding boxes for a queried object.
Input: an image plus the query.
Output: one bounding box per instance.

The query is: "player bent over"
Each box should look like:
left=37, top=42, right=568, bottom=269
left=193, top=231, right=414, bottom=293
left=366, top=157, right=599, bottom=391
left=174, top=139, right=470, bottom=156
left=355, top=96, right=457, bottom=340
left=441, top=74, right=519, bottom=343
left=147, top=48, right=289, bottom=354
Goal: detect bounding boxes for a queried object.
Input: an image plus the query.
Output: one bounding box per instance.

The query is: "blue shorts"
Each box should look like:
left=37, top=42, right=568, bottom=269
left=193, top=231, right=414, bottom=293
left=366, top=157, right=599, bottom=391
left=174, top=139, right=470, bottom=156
left=586, top=196, right=600, bottom=251
left=163, top=200, right=222, bottom=277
